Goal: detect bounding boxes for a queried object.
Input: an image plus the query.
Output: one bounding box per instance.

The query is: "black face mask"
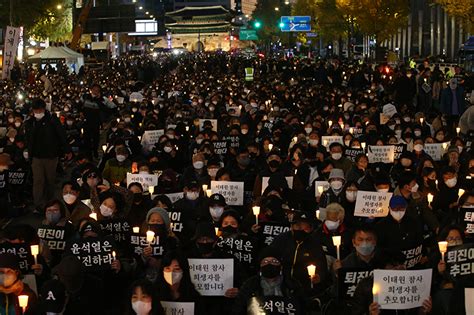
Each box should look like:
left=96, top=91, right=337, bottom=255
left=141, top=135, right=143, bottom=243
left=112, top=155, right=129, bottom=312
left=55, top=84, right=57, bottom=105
left=293, top=230, right=310, bottom=242
left=149, top=224, right=167, bottom=237
left=469, top=167, right=474, bottom=175
left=426, top=179, right=437, bottom=189
left=260, top=264, right=281, bottom=279
left=197, top=242, right=214, bottom=255
left=249, top=152, right=258, bottom=159
left=308, top=160, right=318, bottom=168
left=133, top=192, right=143, bottom=203
left=221, top=226, right=238, bottom=237
left=268, top=160, right=280, bottom=169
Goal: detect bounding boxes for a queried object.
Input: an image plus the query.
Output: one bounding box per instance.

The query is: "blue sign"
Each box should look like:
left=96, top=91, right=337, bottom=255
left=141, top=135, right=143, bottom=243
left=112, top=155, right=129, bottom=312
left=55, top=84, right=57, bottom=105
left=280, top=16, right=311, bottom=32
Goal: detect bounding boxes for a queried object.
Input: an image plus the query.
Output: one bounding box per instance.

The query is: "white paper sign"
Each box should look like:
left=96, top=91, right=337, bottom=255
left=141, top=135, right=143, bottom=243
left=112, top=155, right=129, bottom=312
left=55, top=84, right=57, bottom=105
left=211, top=181, right=244, bottom=206
left=373, top=269, right=432, bottom=310
left=140, top=129, right=165, bottom=151
left=354, top=191, right=393, bottom=217
left=163, top=192, right=184, bottom=204
left=321, top=136, right=343, bottom=151
left=161, top=301, right=195, bottom=315
left=424, top=142, right=449, bottom=161
left=261, top=176, right=294, bottom=194
left=368, top=145, right=395, bottom=164
left=315, top=181, right=330, bottom=197
left=188, top=258, right=233, bottom=296
left=466, top=288, right=474, bottom=315
left=2, top=26, right=21, bottom=79
left=126, top=173, right=158, bottom=191
left=199, top=119, right=218, bottom=132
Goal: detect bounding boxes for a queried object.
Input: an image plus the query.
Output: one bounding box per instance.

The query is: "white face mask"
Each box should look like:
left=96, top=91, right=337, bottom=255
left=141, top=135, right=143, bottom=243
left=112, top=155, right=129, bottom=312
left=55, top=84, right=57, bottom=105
left=390, top=210, right=405, bottom=222
left=63, top=193, right=77, bottom=205
left=414, top=130, right=422, bottom=137
left=325, top=220, right=340, bottom=231
left=457, top=146, right=463, bottom=153
left=208, top=168, right=218, bottom=178
left=411, top=183, right=419, bottom=193
left=131, top=301, right=152, bottom=315
left=445, top=177, right=457, bottom=188
left=308, top=139, right=319, bottom=147
left=193, top=161, right=204, bottom=170
left=346, top=191, right=357, bottom=202
left=209, top=207, right=224, bottom=221
left=34, top=112, right=45, bottom=120
left=305, top=128, right=312, bottom=134
left=377, top=188, right=390, bottom=193
left=330, top=180, right=343, bottom=190
left=241, top=129, right=248, bottom=135
left=100, top=204, right=114, bottom=217
left=163, top=271, right=183, bottom=286
left=331, top=153, right=342, bottom=160
left=23, top=151, right=29, bottom=159
left=344, top=140, right=351, bottom=147
left=186, top=191, right=199, bottom=201
left=163, top=146, right=172, bottom=153
left=116, top=155, right=126, bottom=162
left=414, top=144, right=424, bottom=152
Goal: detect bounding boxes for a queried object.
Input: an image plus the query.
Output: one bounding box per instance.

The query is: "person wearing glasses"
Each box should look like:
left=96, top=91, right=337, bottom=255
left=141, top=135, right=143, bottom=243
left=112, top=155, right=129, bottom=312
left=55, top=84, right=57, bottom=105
left=232, top=246, right=305, bottom=315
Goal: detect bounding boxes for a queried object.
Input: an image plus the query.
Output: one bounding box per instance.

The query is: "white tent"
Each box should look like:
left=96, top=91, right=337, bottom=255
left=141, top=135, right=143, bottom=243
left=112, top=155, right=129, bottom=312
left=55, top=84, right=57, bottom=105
left=29, top=46, right=84, bottom=74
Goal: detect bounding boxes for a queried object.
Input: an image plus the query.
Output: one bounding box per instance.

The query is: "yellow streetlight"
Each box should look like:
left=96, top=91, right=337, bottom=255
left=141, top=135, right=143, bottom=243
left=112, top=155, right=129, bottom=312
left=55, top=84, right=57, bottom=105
left=274, top=7, right=279, bottom=11
left=56, top=4, right=62, bottom=10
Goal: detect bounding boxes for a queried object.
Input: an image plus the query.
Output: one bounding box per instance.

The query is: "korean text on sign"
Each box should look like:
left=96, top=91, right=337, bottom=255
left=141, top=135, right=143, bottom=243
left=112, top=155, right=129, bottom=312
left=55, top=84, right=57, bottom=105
left=188, top=258, right=233, bottom=296
left=211, top=180, right=244, bottom=206
left=354, top=191, right=392, bottom=217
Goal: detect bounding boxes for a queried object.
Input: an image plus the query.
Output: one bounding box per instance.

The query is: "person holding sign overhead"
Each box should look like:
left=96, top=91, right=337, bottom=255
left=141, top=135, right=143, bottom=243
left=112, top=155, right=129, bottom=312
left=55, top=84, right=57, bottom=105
left=232, top=246, right=305, bottom=315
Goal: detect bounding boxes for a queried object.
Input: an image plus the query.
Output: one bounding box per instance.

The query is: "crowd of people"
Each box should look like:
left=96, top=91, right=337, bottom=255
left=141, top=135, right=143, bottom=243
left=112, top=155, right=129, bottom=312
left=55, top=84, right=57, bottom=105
left=0, top=52, right=473, bottom=315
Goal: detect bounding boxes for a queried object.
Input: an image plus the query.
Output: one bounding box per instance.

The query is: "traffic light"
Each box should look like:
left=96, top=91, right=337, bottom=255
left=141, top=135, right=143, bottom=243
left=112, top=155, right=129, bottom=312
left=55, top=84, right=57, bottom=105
left=279, top=22, right=285, bottom=28
left=254, top=21, right=261, bottom=29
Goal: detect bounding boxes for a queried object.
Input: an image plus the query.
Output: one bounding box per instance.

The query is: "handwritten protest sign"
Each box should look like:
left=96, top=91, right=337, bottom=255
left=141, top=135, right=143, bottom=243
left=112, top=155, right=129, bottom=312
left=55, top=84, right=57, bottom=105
left=446, top=244, right=474, bottom=278
left=212, top=141, right=228, bottom=155
left=188, top=258, right=233, bottom=296
left=338, top=268, right=373, bottom=299
left=373, top=269, right=432, bottom=310
left=66, top=237, right=116, bottom=271
left=211, top=181, right=244, bottom=206
left=354, top=191, right=392, bottom=217
left=8, top=170, right=27, bottom=186
left=249, top=296, right=299, bottom=314
left=140, top=130, right=165, bottom=151
left=368, top=145, right=395, bottom=164
left=126, top=173, right=158, bottom=191
left=262, top=176, right=293, bottom=194
left=0, top=243, right=33, bottom=273
left=224, top=135, right=240, bottom=148
left=216, top=235, right=257, bottom=267
left=344, top=148, right=365, bottom=162
left=401, top=245, right=423, bottom=269
left=37, top=226, right=67, bottom=251
left=321, top=136, right=343, bottom=151
left=424, top=143, right=449, bottom=161
left=2, top=26, right=21, bottom=79
left=259, top=222, right=290, bottom=246
left=165, top=192, right=184, bottom=204
left=130, top=233, right=164, bottom=258
left=393, top=144, right=406, bottom=160
left=161, top=302, right=195, bottom=315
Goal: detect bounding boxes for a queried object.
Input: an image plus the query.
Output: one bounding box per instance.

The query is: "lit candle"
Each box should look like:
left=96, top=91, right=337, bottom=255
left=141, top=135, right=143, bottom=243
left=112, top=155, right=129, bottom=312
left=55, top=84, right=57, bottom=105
left=456, top=127, right=460, bottom=135
left=148, top=186, right=154, bottom=195
left=132, top=226, right=140, bottom=234
left=215, top=227, right=219, bottom=236
left=316, top=210, right=320, bottom=220
left=185, top=126, right=190, bottom=131
left=268, top=143, right=273, bottom=151
left=81, top=128, right=84, bottom=135
left=253, top=206, right=260, bottom=225
left=420, top=117, right=424, bottom=124
left=459, top=189, right=465, bottom=199
left=102, top=144, right=107, bottom=152
left=307, top=264, right=316, bottom=289
left=349, top=127, right=354, bottom=134
left=138, top=136, right=142, bottom=141
left=202, top=184, right=208, bottom=192
left=112, top=251, right=116, bottom=260
left=427, top=193, right=433, bottom=205
left=206, top=189, right=212, bottom=197
left=116, top=118, right=120, bottom=123
left=361, top=142, right=366, bottom=150
left=317, top=186, right=324, bottom=196
left=323, top=140, right=328, bottom=147
left=372, top=283, right=379, bottom=304
left=18, top=295, right=28, bottom=312
left=442, top=142, right=448, bottom=150
left=332, top=236, right=342, bottom=260
left=89, top=212, right=97, bottom=221
left=293, top=136, right=297, bottom=143
left=328, top=120, right=333, bottom=128
left=438, top=241, right=448, bottom=262
left=146, top=230, right=155, bottom=244
left=30, top=245, right=39, bottom=264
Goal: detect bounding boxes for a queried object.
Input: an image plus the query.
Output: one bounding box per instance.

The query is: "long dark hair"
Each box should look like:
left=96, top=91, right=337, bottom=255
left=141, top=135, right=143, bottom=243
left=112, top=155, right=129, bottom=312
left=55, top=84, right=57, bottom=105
left=155, top=250, right=200, bottom=301
left=124, top=279, right=165, bottom=315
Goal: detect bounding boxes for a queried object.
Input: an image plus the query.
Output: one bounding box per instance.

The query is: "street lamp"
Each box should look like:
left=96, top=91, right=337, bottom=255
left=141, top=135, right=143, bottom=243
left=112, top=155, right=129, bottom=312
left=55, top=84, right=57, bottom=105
left=56, top=4, right=62, bottom=10
left=274, top=7, right=279, bottom=11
